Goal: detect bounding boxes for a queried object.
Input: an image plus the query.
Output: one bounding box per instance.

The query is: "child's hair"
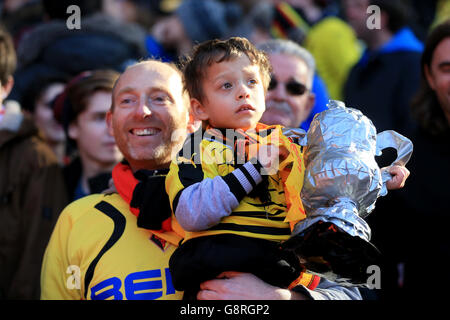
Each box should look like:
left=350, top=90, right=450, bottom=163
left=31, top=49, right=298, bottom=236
left=183, top=37, right=272, bottom=103
left=0, top=25, right=17, bottom=86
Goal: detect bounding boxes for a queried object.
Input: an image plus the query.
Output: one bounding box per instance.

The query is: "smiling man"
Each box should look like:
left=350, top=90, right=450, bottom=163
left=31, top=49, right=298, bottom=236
left=40, top=60, right=190, bottom=300
left=108, top=61, right=190, bottom=170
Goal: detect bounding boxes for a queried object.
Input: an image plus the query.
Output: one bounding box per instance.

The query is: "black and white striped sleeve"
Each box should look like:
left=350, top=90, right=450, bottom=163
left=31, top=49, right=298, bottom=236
left=174, top=161, right=263, bottom=232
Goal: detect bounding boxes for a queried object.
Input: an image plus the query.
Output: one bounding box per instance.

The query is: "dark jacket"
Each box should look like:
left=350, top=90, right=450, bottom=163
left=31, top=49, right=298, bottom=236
left=400, top=126, right=450, bottom=292
left=0, top=102, right=68, bottom=299
left=344, top=28, right=424, bottom=299
left=63, top=156, right=112, bottom=202
left=344, top=28, right=423, bottom=136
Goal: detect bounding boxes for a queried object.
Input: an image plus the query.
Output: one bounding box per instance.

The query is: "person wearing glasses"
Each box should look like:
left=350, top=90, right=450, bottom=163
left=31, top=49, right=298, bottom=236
left=257, top=39, right=317, bottom=131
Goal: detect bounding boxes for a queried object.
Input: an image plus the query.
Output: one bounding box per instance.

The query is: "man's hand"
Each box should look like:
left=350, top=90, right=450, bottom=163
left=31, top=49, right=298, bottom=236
left=385, top=165, right=410, bottom=190
left=197, top=271, right=307, bottom=300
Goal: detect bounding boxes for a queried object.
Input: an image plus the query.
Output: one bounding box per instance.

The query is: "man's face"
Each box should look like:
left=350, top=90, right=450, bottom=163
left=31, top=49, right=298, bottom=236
left=342, top=0, right=371, bottom=40
left=425, top=37, right=450, bottom=121
left=151, top=15, right=192, bottom=56
left=107, top=61, right=189, bottom=171
left=260, top=52, right=314, bottom=128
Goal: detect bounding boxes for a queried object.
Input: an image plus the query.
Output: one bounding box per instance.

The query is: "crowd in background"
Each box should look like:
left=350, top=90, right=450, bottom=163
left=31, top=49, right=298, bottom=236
left=1, top=0, right=449, bottom=300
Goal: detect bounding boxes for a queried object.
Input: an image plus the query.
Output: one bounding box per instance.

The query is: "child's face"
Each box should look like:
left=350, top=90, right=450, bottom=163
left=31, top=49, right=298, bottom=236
left=192, top=54, right=266, bottom=131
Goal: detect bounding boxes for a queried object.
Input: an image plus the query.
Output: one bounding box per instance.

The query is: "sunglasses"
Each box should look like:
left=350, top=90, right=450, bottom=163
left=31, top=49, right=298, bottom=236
left=268, top=76, right=308, bottom=96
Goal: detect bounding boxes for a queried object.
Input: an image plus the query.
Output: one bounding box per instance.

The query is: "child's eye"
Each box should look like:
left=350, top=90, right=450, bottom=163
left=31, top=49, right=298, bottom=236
left=222, top=82, right=233, bottom=89
left=248, top=79, right=258, bottom=86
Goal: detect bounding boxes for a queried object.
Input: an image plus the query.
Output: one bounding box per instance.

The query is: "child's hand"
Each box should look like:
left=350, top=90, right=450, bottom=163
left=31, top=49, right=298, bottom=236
left=256, top=144, right=288, bottom=175
left=385, top=165, right=410, bottom=190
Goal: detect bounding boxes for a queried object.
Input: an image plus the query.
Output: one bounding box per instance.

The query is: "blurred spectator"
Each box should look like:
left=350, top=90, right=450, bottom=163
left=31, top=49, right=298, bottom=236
left=247, top=1, right=331, bottom=130
left=247, top=0, right=361, bottom=101
left=0, top=25, right=68, bottom=299
left=401, top=20, right=450, bottom=296
left=20, top=71, right=69, bottom=165
left=430, top=0, right=450, bottom=30
left=151, top=0, right=244, bottom=59
left=101, top=0, right=157, bottom=31
left=9, top=0, right=147, bottom=107
left=53, top=70, right=123, bottom=201
left=0, top=0, right=44, bottom=47
left=257, top=38, right=317, bottom=130
left=342, top=0, right=423, bottom=300
left=407, top=0, right=437, bottom=41
left=343, top=0, right=423, bottom=135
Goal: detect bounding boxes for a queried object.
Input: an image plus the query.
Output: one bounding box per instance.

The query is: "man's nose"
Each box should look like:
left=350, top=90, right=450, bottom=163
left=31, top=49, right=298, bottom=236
left=136, top=99, right=152, bottom=118
left=268, top=82, right=287, bottom=101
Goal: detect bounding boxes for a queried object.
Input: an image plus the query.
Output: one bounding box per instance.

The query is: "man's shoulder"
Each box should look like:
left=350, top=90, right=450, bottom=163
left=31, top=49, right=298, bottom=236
left=60, top=193, right=129, bottom=223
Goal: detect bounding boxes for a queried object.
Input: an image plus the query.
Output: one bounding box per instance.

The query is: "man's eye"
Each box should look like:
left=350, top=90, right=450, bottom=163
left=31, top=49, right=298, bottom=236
left=151, top=94, right=170, bottom=104
left=441, top=65, right=450, bottom=73
left=120, top=98, right=134, bottom=104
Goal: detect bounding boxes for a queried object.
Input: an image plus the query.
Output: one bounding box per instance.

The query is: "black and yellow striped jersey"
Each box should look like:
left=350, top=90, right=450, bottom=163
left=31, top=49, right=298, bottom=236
left=166, top=124, right=306, bottom=243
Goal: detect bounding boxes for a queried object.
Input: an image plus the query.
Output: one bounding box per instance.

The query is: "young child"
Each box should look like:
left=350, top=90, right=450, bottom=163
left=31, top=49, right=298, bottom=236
left=165, top=37, right=318, bottom=299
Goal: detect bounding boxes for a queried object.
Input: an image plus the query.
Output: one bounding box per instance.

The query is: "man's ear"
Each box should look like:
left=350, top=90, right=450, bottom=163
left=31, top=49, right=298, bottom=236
left=190, top=98, right=209, bottom=121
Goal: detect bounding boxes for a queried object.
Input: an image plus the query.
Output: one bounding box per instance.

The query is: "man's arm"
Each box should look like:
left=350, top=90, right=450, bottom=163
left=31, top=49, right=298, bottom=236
left=197, top=271, right=362, bottom=300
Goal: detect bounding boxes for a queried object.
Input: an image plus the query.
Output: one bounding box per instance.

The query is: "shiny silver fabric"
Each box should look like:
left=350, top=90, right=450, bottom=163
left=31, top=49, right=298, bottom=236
left=284, top=100, right=413, bottom=242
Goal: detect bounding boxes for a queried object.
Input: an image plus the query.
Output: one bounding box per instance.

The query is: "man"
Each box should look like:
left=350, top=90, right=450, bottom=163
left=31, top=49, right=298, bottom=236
left=257, top=39, right=317, bottom=130
left=41, top=59, right=363, bottom=300
left=0, top=26, right=68, bottom=299
left=343, top=0, right=423, bottom=135
left=342, top=0, right=419, bottom=298
left=400, top=20, right=450, bottom=296
left=40, top=60, right=188, bottom=300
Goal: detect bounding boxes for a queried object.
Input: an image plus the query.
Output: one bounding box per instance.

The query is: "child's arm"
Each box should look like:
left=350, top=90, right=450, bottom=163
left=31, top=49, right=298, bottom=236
left=166, top=143, right=282, bottom=232
left=169, top=161, right=264, bottom=232
left=384, top=164, right=410, bottom=190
